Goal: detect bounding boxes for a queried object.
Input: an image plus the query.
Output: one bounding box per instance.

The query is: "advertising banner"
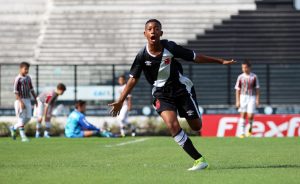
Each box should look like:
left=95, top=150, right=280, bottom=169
left=202, top=115, right=300, bottom=137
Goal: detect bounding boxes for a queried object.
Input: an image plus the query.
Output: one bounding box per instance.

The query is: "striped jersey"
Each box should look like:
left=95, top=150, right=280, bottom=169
left=129, top=39, right=196, bottom=96
left=38, top=90, right=58, bottom=106
left=235, top=73, right=260, bottom=96
left=13, top=74, right=34, bottom=99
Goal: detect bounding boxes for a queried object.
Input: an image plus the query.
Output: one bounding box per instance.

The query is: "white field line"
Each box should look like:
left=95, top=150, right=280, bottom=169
left=105, top=138, right=150, bottom=147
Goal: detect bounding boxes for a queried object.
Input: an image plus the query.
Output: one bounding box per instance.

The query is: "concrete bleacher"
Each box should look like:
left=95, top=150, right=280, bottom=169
left=0, top=0, right=47, bottom=63
left=186, top=0, right=300, bottom=63
left=37, top=0, right=256, bottom=64
left=0, top=0, right=47, bottom=106
left=31, top=0, right=257, bottom=110
left=185, top=0, right=300, bottom=105
left=1, top=0, right=299, bottom=108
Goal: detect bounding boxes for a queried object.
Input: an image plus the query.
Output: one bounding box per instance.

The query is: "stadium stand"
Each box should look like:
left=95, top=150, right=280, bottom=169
left=37, top=0, right=256, bottom=64
left=0, top=0, right=299, bottom=110
left=185, top=0, right=300, bottom=105
left=0, top=0, right=47, bottom=106
left=186, top=0, right=300, bottom=64
left=0, top=0, right=47, bottom=63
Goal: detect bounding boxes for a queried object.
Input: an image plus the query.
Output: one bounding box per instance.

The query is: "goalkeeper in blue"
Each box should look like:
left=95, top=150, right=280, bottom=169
left=65, top=100, right=113, bottom=138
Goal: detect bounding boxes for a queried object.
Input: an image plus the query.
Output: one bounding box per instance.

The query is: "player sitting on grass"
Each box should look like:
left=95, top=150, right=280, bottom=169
left=10, top=62, right=38, bottom=142
left=65, top=100, right=114, bottom=138
left=34, top=83, right=66, bottom=138
left=109, top=19, right=236, bottom=171
left=235, top=60, right=260, bottom=138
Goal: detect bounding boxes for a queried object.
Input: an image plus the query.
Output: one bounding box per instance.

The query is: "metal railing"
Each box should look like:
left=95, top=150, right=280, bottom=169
left=1, top=63, right=299, bottom=110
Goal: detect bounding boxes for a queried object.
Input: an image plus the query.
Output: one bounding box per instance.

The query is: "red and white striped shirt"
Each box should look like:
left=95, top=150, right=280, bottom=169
left=38, top=90, right=58, bottom=106
left=13, top=74, right=34, bottom=99
left=235, top=73, right=259, bottom=96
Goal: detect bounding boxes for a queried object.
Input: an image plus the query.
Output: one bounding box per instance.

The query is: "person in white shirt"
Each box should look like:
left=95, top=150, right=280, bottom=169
left=235, top=60, right=260, bottom=138
left=116, top=75, right=135, bottom=137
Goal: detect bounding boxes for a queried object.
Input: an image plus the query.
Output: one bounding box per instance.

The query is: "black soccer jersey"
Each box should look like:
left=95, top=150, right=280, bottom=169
left=129, top=39, right=196, bottom=91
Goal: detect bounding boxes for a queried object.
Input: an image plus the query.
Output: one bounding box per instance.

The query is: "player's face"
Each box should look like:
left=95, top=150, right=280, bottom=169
left=20, top=66, right=29, bottom=76
left=118, top=77, right=125, bottom=85
left=242, top=64, right=251, bottom=74
left=144, top=22, right=163, bottom=45
left=57, top=89, right=65, bottom=95
left=78, top=104, right=86, bottom=113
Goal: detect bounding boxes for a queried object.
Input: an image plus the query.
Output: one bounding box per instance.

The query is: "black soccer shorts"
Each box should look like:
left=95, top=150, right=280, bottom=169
left=152, top=87, right=202, bottom=120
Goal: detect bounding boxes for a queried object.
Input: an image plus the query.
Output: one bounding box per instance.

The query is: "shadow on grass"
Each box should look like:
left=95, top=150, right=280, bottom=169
left=213, top=164, right=300, bottom=170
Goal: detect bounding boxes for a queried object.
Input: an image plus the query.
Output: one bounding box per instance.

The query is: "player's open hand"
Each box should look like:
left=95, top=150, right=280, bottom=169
left=108, top=101, right=123, bottom=117
left=222, top=59, right=236, bottom=65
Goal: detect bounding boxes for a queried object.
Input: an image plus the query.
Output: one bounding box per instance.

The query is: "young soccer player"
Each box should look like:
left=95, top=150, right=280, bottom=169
left=65, top=100, right=114, bottom=138
left=10, top=62, right=37, bottom=142
left=109, top=19, right=236, bottom=171
left=235, top=60, right=260, bottom=138
left=116, top=75, right=136, bottom=137
left=34, top=83, right=66, bottom=138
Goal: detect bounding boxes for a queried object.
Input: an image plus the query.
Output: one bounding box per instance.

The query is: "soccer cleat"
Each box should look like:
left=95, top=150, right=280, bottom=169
left=100, top=131, right=114, bottom=138
left=188, top=157, right=209, bottom=171
left=239, top=134, right=245, bottom=138
left=21, top=137, right=30, bottom=142
left=10, top=126, right=16, bottom=140
left=44, top=134, right=51, bottom=138
left=35, top=132, right=40, bottom=138
left=246, top=132, right=252, bottom=137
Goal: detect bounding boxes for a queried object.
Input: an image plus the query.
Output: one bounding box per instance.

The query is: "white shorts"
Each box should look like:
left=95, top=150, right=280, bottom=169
left=14, top=98, right=32, bottom=123
left=33, top=98, right=53, bottom=119
left=118, top=105, right=129, bottom=126
left=239, top=95, right=256, bottom=114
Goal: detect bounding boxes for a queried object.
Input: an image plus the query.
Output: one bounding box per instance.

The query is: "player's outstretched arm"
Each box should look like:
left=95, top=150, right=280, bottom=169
left=194, top=54, right=236, bottom=65
left=108, top=77, right=138, bottom=117
left=79, top=117, right=99, bottom=131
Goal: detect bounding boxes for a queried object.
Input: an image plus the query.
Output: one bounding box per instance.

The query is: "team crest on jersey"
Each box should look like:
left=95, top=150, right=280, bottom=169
left=164, top=57, right=171, bottom=65
left=186, top=110, right=194, bottom=116
left=145, top=61, right=152, bottom=66
left=155, top=99, right=161, bottom=109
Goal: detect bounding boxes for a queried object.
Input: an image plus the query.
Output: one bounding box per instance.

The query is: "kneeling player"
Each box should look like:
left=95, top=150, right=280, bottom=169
left=235, top=60, right=260, bottom=138
left=65, top=100, right=113, bottom=138
left=34, top=83, right=66, bottom=138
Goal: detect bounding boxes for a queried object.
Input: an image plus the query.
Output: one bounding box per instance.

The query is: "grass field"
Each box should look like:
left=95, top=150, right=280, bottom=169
left=0, top=137, right=299, bottom=184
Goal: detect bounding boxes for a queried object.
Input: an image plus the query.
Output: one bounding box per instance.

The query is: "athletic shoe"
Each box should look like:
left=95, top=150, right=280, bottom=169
left=9, top=126, right=16, bottom=140
left=131, top=132, right=136, bottom=137
left=35, top=132, right=40, bottom=138
left=21, top=137, right=30, bottom=142
left=100, top=131, right=114, bottom=138
left=188, top=157, right=209, bottom=171
left=246, top=132, right=252, bottom=137
left=44, top=134, right=51, bottom=138
left=239, top=134, right=245, bottom=138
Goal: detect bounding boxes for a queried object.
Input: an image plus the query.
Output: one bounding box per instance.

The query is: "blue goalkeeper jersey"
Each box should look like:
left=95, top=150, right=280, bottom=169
left=65, top=110, right=99, bottom=137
